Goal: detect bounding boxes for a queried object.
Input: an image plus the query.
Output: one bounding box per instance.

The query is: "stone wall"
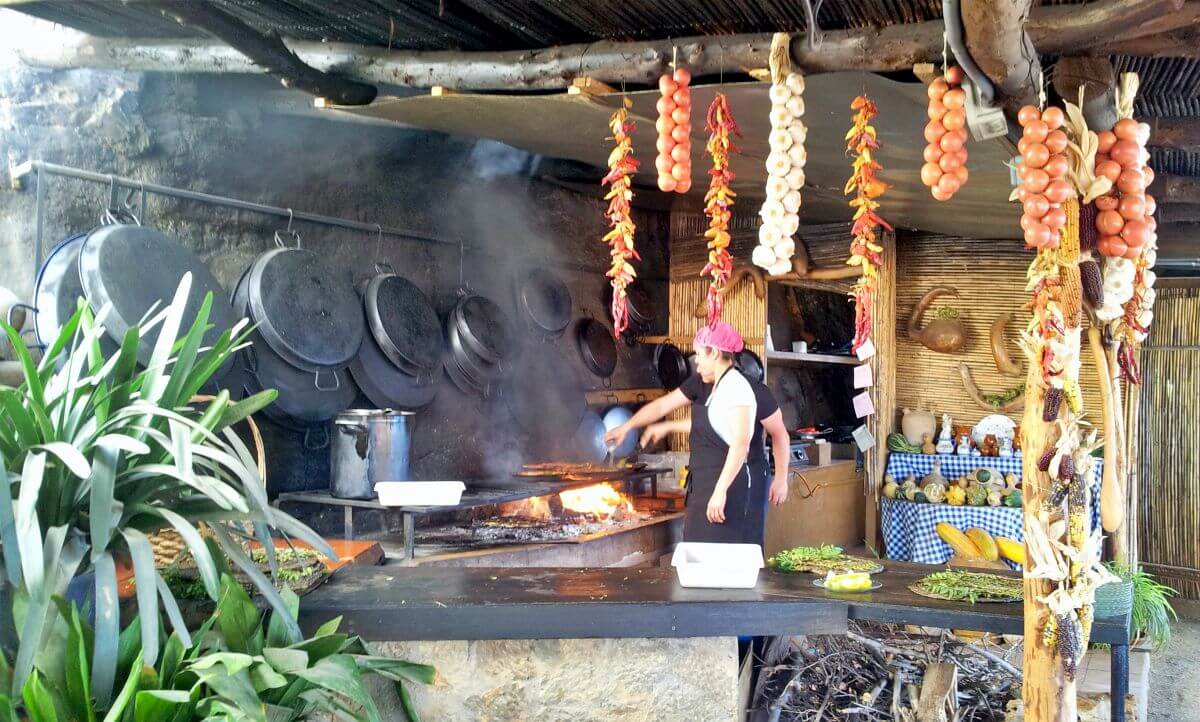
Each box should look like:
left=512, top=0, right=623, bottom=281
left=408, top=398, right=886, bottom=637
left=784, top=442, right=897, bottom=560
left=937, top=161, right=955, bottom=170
left=0, top=30, right=670, bottom=491
left=369, top=637, right=740, bottom=722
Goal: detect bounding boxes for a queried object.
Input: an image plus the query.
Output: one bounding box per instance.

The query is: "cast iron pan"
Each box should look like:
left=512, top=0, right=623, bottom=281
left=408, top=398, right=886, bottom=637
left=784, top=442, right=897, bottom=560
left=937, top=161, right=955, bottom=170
left=519, top=268, right=571, bottom=338
left=654, top=343, right=689, bottom=390
left=245, top=247, right=364, bottom=372
left=737, top=349, right=765, bottom=384
left=504, top=343, right=586, bottom=443
left=576, top=317, right=617, bottom=379
left=453, top=293, right=513, bottom=364
left=32, top=231, right=92, bottom=350
left=348, top=329, right=438, bottom=411
left=625, top=283, right=655, bottom=326
left=364, top=273, right=443, bottom=376
left=78, top=224, right=236, bottom=374
left=445, top=319, right=500, bottom=394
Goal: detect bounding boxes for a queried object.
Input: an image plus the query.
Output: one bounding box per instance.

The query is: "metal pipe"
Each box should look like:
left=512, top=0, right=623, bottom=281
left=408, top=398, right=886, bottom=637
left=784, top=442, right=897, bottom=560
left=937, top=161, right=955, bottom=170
left=34, top=165, right=45, bottom=289
left=942, top=0, right=996, bottom=104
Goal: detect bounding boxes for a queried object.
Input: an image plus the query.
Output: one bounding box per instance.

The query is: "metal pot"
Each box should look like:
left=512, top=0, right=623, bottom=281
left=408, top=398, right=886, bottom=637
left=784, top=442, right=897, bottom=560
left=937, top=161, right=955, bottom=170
left=330, top=409, right=414, bottom=500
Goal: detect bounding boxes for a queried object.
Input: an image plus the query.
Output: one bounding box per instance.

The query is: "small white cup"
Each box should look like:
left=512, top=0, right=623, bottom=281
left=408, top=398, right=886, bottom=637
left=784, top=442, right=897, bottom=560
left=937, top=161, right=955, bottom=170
left=792, top=341, right=808, bottom=354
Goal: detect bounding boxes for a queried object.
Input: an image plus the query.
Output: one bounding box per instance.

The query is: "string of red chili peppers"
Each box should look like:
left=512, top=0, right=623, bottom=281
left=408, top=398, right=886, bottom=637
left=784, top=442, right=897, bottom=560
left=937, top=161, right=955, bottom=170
left=701, top=93, right=741, bottom=324
left=844, top=95, right=892, bottom=353
left=601, top=99, right=640, bottom=337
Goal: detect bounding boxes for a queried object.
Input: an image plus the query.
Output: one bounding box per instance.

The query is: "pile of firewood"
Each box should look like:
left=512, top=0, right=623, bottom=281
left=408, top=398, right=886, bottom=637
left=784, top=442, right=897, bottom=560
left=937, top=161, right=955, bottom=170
left=750, top=623, right=1021, bottom=721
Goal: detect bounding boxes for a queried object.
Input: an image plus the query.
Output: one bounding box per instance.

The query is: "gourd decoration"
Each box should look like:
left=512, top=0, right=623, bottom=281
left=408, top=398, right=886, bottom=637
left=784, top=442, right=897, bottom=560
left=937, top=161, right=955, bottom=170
left=753, top=33, right=806, bottom=276
left=945, top=485, right=966, bottom=506
left=923, top=460, right=948, bottom=489
left=654, top=67, right=693, bottom=193
left=701, top=93, right=741, bottom=323
left=922, top=483, right=947, bottom=504
left=921, top=65, right=969, bottom=201
left=1016, top=104, right=1074, bottom=250
left=906, top=286, right=966, bottom=353
left=990, top=312, right=1023, bottom=377
left=601, top=99, right=640, bottom=337
left=844, top=95, right=891, bottom=354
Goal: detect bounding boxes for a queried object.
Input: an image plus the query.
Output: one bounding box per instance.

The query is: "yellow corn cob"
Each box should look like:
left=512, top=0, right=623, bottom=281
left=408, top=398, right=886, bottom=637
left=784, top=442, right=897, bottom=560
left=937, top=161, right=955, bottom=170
left=1063, top=377, right=1083, bottom=415
left=937, top=523, right=984, bottom=560
left=1077, top=603, right=1094, bottom=645
left=1061, top=263, right=1082, bottom=328
left=1059, top=197, right=1081, bottom=264
left=965, top=528, right=999, bottom=561
left=996, top=537, right=1026, bottom=567
left=1041, top=613, right=1059, bottom=648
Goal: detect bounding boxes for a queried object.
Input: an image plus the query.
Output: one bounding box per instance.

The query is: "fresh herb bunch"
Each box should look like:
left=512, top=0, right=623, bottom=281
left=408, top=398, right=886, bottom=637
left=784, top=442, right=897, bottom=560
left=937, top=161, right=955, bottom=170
left=913, top=570, right=1023, bottom=603
left=1106, top=562, right=1177, bottom=649
left=935, top=306, right=961, bottom=320
left=769, top=545, right=881, bottom=573
left=983, top=385, right=1024, bottom=409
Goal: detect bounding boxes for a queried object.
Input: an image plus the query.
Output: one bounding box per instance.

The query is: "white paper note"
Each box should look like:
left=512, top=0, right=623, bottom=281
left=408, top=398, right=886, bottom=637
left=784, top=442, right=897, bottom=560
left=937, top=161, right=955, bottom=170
left=852, top=424, right=876, bottom=452
left=852, top=391, right=875, bottom=418
left=853, top=363, right=873, bottom=389
left=855, top=338, right=877, bottom=361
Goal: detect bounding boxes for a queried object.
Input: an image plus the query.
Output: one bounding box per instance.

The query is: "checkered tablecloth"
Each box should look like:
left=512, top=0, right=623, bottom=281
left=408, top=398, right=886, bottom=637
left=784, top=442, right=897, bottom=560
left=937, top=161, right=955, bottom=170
left=881, top=452, right=1103, bottom=565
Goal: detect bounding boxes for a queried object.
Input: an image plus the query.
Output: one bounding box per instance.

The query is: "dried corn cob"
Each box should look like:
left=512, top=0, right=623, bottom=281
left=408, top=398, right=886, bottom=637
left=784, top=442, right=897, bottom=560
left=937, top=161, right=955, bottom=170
left=1038, top=445, right=1056, bottom=472
left=1043, top=387, right=1063, bottom=422
left=1077, top=603, right=1094, bottom=646
left=1061, top=264, right=1082, bottom=328
left=1046, top=479, right=1069, bottom=507
left=1059, top=197, right=1081, bottom=263
left=1041, top=613, right=1059, bottom=648
left=1063, top=377, right=1083, bottom=414
left=1080, top=258, right=1103, bottom=309
left=1057, top=612, right=1084, bottom=681
left=1058, top=451, right=1075, bottom=481
left=1079, top=202, right=1099, bottom=253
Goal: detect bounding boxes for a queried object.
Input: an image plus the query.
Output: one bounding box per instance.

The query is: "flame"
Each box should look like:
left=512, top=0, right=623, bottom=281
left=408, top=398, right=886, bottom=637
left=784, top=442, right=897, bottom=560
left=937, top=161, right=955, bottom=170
left=560, top=482, right=634, bottom=519
left=499, top=495, right=552, bottom=520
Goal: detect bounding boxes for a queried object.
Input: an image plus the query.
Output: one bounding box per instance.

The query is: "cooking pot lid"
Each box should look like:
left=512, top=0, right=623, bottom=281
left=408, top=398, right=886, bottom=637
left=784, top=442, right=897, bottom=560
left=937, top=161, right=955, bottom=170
left=577, top=318, right=617, bottom=378
left=520, top=268, right=571, bottom=335
left=248, top=247, right=364, bottom=370
left=349, top=330, right=438, bottom=411
left=455, top=294, right=513, bottom=362
left=78, top=224, right=238, bottom=370
left=366, top=274, right=444, bottom=373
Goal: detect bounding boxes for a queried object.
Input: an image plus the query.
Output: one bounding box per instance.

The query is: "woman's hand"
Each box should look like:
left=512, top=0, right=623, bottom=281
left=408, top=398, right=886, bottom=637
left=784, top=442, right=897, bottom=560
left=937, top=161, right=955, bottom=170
left=768, top=476, right=789, bottom=506
left=640, top=422, right=672, bottom=448
left=603, top=424, right=629, bottom=450
left=706, top=488, right=727, bottom=523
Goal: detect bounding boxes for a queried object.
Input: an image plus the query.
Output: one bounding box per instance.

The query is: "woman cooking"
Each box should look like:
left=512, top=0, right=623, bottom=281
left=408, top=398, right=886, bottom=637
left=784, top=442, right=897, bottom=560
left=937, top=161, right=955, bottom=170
left=605, top=322, right=790, bottom=544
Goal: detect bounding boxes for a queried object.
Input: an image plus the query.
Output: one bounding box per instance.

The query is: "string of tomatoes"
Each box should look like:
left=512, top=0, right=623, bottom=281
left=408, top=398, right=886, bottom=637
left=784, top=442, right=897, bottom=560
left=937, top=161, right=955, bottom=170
left=921, top=66, right=970, bottom=200
left=701, top=93, right=740, bottom=324
left=601, top=100, right=640, bottom=337
left=845, top=95, right=891, bottom=353
left=655, top=68, right=693, bottom=193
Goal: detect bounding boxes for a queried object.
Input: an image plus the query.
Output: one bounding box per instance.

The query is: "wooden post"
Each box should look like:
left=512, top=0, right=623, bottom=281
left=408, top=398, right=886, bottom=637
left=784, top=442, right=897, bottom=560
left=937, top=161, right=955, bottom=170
left=865, top=230, right=897, bottom=551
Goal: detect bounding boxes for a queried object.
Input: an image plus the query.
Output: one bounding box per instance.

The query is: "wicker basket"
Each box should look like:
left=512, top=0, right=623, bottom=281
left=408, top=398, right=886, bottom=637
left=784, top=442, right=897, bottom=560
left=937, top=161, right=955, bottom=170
left=1094, top=579, right=1134, bottom=619
left=149, top=395, right=267, bottom=568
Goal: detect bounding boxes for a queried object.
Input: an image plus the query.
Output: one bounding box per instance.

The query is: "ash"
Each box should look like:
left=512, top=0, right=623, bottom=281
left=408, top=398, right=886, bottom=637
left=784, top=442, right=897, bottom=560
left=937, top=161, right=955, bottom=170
left=751, top=622, right=1021, bottom=721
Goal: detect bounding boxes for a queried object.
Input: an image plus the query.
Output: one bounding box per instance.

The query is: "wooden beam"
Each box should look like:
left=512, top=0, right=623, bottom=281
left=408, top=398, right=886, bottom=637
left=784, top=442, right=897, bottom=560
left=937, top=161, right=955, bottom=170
left=145, top=0, right=377, bottom=105
left=1150, top=174, right=1200, bottom=204
left=1089, top=1, right=1200, bottom=56
left=1156, top=204, right=1200, bottom=225
left=960, top=0, right=1041, bottom=113
left=1052, top=57, right=1117, bottom=131
left=13, top=0, right=1193, bottom=90
left=1149, top=118, right=1200, bottom=151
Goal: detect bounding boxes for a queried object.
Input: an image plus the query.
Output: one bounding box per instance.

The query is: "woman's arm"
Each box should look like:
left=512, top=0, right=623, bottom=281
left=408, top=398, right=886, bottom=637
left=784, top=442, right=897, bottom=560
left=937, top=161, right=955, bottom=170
left=604, top=389, right=690, bottom=448
left=707, top=405, right=753, bottom=523
left=761, top=410, right=791, bottom=505
left=641, top=418, right=690, bottom=447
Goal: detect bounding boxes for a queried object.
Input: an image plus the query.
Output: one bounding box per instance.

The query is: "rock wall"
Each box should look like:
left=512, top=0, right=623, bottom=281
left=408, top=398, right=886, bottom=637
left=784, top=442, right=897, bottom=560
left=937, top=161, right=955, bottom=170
left=0, top=46, right=670, bottom=491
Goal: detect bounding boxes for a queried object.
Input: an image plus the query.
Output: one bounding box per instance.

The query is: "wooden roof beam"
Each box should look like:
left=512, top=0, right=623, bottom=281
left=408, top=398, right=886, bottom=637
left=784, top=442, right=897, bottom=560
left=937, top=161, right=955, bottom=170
left=1150, top=174, right=1200, bottom=203
left=959, top=0, right=1041, bottom=115
left=1148, top=118, right=1200, bottom=152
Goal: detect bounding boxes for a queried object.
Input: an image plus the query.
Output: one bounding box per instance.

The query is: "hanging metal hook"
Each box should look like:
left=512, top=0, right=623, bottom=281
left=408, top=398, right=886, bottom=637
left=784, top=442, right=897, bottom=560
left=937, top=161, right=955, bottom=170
left=372, top=223, right=393, bottom=274
left=273, top=208, right=299, bottom=248
left=102, top=174, right=120, bottom=225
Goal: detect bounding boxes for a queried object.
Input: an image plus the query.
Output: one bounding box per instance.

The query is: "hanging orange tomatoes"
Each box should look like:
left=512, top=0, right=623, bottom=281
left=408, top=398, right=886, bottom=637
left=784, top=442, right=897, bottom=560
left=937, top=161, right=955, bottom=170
left=920, top=66, right=969, bottom=201
left=655, top=67, right=692, bottom=193
left=1017, top=104, right=1073, bottom=250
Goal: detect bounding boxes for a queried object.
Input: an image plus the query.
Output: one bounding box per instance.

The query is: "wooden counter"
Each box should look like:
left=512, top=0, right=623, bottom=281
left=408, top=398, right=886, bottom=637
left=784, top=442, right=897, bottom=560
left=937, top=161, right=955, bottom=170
left=765, top=459, right=865, bottom=556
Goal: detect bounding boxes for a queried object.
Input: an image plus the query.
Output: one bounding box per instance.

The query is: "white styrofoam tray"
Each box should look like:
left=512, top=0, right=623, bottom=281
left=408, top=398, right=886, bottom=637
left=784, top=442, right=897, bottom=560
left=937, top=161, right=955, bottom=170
left=671, top=542, right=764, bottom=589
left=374, top=481, right=465, bottom=507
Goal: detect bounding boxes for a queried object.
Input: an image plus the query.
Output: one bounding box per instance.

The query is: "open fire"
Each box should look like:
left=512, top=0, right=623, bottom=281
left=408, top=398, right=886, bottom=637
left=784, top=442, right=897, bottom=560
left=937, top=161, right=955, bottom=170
left=498, top=482, right=637, bottom=523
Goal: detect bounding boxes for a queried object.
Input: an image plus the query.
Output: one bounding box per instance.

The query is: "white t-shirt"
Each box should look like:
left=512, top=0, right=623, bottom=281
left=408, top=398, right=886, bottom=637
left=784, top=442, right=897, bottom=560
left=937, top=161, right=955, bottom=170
left=705, top=369, right=757, bottom=447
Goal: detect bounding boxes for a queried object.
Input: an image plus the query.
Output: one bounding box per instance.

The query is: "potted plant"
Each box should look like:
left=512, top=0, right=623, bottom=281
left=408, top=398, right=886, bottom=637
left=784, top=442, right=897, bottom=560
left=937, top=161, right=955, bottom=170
left=1100, top=562, right=1177, bottom=650
left=0, top=274, right=334, bottom=703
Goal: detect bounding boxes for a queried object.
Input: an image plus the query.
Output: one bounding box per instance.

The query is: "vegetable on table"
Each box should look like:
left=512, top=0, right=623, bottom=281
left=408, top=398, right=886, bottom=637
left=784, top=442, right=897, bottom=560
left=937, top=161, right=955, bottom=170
left=996, top=537, right=1026, bottom=567
left=937, top=522, right=983, bottom=560
left=965, top=528, right=999, bottom=561
left=601, top=100, right=641, bottom=336
left=768, top=544, right=881, bottom=574
left=912, top=570, right=1024, bottom=603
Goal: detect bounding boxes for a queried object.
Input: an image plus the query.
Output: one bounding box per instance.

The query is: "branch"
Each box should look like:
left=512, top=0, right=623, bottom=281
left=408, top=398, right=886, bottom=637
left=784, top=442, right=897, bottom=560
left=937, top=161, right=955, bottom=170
left=146, top=0, right=377, bottom=105
left=1149, top=117, right=1200, bottom=151
left=1150, top=174, right=1200, bottom=203
left=1053, top=56, right=1117, bottom=131
left=15, top=0, right=1196, bottom=91
left=961, top=0, right=1041, bottom=112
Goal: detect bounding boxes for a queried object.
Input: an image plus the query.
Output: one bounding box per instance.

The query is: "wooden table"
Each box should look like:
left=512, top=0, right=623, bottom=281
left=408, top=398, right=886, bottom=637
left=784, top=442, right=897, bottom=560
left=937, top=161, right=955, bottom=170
left=299, top=560, right=1131, bottom=720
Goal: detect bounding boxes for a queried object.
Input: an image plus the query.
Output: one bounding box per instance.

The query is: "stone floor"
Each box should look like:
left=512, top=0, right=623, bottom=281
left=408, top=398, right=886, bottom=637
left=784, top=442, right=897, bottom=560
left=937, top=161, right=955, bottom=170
left=1146, top=620, right=1200, bottom=722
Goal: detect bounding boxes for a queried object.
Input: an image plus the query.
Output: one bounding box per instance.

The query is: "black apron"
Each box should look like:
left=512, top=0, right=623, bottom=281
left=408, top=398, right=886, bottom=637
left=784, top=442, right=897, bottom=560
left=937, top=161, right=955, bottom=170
left=683, top=369, right=769, bottom=544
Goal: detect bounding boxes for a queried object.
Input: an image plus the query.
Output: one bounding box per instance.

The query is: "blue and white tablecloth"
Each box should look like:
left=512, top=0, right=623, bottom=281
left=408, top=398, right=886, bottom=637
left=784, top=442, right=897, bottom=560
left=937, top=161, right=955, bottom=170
left=880, top=452, right=1103, bottom=565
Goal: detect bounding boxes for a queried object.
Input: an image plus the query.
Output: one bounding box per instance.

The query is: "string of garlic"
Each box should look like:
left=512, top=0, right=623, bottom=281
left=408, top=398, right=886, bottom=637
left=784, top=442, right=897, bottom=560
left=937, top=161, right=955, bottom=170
left=753, top=70, right=806, bottom=276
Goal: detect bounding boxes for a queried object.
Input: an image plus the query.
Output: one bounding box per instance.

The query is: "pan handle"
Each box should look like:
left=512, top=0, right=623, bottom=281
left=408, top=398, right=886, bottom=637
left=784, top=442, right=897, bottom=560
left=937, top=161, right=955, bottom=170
left=373, top=261, right=395, bottom=275
left=313, top=369, right=340, bottom=392
left=243, top=345, right=259, bottom=373
left=601, top=376, right=612, bottom=389
left=6, top=303, right=37, bottom=328
left=303, top=425, right=330, bottom=451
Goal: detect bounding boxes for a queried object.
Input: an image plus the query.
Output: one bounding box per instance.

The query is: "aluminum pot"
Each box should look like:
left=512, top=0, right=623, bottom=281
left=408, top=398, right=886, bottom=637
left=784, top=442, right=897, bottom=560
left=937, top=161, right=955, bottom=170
left=330, top=409, right=414, bottom=500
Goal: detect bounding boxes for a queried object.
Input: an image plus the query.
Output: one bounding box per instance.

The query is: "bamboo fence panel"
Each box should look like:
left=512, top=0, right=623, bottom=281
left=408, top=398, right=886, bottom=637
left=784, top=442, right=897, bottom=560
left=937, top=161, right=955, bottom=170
left=1135, top=287, right=1200, bottom=598
left=893, top=233, right=1105, bottom=429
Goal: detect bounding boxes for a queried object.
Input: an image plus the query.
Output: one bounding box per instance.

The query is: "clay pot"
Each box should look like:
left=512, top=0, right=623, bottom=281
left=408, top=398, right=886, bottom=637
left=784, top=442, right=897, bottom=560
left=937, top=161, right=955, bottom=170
left=902, top=407, right=937, bottom=446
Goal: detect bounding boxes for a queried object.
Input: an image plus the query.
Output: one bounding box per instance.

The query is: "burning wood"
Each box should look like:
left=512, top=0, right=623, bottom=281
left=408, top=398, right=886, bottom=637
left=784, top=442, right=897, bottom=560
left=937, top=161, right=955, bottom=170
left=499, top=482, right=636, bottom=523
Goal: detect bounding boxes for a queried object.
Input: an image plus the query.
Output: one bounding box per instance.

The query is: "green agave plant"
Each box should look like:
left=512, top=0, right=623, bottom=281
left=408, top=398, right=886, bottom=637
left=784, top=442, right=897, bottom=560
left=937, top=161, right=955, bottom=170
left=0, top=273, right=334, bottom=703
left=0, top=575, right=434, bottom=721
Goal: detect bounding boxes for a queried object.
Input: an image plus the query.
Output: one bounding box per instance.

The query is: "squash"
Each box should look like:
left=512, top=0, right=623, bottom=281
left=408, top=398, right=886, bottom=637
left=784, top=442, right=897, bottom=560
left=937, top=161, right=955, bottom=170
left=883, top=480, right=900, bottom=499
left=937, top=523, right=983, bottom=559
left=946, top=485, right=967, bottom=506
left=966, top=484, right=989, bottom=506
left=996, top=537, right=1026, bottom=566
left=965, top=528, right=999, bottom=561
left=986, top=490, right=1002, bottom=507
left=1004, top=489, right=1024, bottom=507
left=922, top=482, right=947, bottom=504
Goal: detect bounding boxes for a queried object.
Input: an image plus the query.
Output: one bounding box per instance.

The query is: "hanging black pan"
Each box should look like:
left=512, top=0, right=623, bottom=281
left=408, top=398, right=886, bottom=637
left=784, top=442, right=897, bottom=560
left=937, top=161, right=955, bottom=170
left=576, top=317, right=617, bottom=380
left=447, top=318, right=501, bottom=386
left=363, top=272, right=444, bottom=377
left=78, top=224, right=237, bottom=377
left=737, top=349, right=765, bottom=384
left=244, top=247, right=364, bottom=372
left=348, top=330, right=438, bottom=411
left=654, top=343, right=689, bottom=390
left=452, top=293, right=513, bottom=365
left=519, top=268, right=572, bottom=339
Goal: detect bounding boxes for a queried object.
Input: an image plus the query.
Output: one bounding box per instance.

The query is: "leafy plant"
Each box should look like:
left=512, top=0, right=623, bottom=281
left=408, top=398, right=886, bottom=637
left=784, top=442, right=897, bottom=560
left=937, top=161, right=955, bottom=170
left=0, top=576, right=434, bottom=721
left=1106, top=562, right=1177, bottom=650
left=0, top=274, right=333, bottom=700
